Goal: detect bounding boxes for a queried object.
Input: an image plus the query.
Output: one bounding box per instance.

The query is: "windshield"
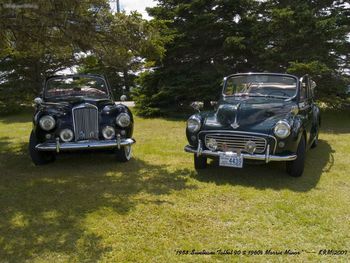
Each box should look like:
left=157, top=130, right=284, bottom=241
left=224, top=74, right=297, bottom=99
left=45, top=76, right=109, bottom=99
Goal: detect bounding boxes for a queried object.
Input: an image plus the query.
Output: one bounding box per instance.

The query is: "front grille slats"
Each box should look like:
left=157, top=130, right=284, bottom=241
left=73, top=105, right=99, bottom=141
left=205, top=133, right=267, bottom=153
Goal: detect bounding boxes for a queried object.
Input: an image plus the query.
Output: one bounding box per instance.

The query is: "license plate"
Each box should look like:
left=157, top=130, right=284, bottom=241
left=219, top=153, right=243, bottom=168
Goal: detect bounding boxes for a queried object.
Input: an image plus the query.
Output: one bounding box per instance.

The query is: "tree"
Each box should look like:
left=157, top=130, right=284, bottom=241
left=0, top=1, right=165, bottom=113
left=78, top=12, right=166, bottom=100
left=135, top=0, right=350, bottom=116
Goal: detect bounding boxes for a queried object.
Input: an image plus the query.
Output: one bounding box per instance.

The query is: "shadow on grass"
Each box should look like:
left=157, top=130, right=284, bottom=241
left=0, top=137, right=194, bottom=261
left=0, top=107, right=34, bottom=123
left=319, top=109, right=350, bottom=134
left=0, top=113, right=33, bottom=124
left=191, top=139, right=333, bottom=192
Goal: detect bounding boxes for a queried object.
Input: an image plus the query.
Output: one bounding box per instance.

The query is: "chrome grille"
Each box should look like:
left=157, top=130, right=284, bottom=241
left=73, top=104, right=99, bottom=141
left=205, top=133, right=267, bottom=153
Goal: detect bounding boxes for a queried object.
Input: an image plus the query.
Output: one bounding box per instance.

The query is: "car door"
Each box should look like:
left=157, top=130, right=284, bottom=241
left=299, top=75, right=313, bottom=146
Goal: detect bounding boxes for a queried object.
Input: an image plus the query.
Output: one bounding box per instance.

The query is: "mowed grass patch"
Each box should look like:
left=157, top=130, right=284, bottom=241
left=0, top=110, right=349, bottom=262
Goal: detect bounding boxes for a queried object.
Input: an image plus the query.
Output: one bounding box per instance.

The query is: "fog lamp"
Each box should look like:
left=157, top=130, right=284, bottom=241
left=60, top=129, right=74, bottom=142
left=207, top=138, right=218, bottom=151
left=245, top=141, right=257, bottom=154
left=102, top=126, right=115, bottom=140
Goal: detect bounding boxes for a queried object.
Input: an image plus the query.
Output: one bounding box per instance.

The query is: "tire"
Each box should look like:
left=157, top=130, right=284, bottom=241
left=116, top=145, right=132, bottom=162
left=311, top=125, right=319, bottom=149
left=286, top=135, right=306, bottom=177
left=194, top=154, right=207, bottom=169
left=29, top=131, right=56, bottom=165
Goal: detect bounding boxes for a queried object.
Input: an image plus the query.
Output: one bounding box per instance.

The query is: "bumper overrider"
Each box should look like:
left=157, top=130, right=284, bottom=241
left=36, top=136, right=136, bottom=153
left=184, top=139, right=297, bottom=163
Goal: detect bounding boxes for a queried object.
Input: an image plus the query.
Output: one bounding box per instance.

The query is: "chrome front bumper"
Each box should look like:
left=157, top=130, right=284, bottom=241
left=184, top=143, right=297, bottom=163
left=36, top=138, right=136, bottom=152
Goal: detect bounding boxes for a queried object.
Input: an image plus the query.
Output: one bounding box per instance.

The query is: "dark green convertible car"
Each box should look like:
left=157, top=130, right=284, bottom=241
left=184, top=73, right=320, bottom=177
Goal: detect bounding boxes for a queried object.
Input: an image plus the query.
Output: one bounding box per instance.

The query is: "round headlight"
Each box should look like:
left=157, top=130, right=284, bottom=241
left=187, top=116, right=201, bottom=133
left=60, top=129, right=74, bottom=142
left=274, top=121, right=291, bottom=139
left=102, top=126, right=115, bottom=140
left=116, top=113, right=131, bottom=128
left=39, top=115, right=56, bottom=131
left=206, top=138, right=218, bottom=151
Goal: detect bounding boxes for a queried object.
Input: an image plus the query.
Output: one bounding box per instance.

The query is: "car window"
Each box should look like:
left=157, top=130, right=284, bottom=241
left=46, top=76, right=109, bottom=99
left=224, top=75, right=297, bottom=98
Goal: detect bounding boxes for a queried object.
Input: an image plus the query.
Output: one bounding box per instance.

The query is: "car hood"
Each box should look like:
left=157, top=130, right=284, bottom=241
left=203, top=97, right=296, bottom=133
left=37, top=98, right=123, bottom=117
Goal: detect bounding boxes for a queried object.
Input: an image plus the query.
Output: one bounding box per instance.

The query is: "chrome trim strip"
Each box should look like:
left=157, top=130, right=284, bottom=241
left=36, top=139, right=136, bottom=152
left=117, top=134, right=121, bottom=149
left=184, top=145, right=297, bottom=162
left=197, top=139, right=203, bottom=157
left=56, top=138, right=60, bottom=153
left=198, top=130, right=278, bottom=154
left=265, top=144, right=270, bottom=163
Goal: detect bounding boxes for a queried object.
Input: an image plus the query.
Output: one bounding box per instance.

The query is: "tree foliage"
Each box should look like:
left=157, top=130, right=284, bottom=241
left=0, top=1, right=164, bottom=113
left=135, top=0, right=350, bottom=116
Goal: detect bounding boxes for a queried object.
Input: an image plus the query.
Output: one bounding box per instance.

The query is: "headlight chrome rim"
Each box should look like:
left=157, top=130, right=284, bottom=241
left=60, top=129, right=74, bottom=142
left=274, top=120, right=291, bottom=139
left=39, top=115, right=56, bottom=131
left=102, top=126, right=116, bottom=140
left=116, top=113, right=131, bottom=128
left=187, top=116, right=201, bottom=133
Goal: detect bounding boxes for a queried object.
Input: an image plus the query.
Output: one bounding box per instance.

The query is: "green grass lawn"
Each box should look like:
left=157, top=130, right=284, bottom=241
left=0, top=110, right=349, bottom=262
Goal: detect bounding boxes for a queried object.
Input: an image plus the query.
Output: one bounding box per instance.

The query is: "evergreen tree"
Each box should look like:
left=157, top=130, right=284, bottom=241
left=135, top=0, right=349, bottom=116
left=0, top=1, right=165, bottom=113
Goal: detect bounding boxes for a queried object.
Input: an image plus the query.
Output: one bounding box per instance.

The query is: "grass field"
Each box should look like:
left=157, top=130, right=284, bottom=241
left=0, top=110, right=349, bottom=262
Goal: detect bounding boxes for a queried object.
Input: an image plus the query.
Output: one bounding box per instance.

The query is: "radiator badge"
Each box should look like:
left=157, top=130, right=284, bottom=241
left=79, top=131, right=85, bottom=139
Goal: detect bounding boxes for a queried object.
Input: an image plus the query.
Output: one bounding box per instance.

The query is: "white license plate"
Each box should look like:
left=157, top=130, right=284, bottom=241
left=219, top=153, right=244, bottom=168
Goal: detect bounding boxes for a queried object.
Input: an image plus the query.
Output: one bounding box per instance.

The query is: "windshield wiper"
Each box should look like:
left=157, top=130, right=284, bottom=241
left=232, top=93, right=289, bottom=99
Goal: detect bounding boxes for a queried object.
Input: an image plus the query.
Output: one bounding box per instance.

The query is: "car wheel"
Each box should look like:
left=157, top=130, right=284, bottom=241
left=311, top=125, right=319, bottom=149
left=194, top=154, right=207, bottom=169
left=286, top=136, right=306, bottom=177
left=29, top=131, right=56, bottom=165
left=116, top=145, right=132, bottom=162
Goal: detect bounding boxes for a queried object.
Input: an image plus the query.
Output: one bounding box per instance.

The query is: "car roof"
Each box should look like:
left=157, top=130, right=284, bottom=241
left=225, top=72, right=298, bottom=79
left=45, top=74, right=106, bottom=81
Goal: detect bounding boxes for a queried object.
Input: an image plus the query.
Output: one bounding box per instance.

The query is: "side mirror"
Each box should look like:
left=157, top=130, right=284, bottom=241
left=311, top=81, right=317, bottom=98
left=34, top=97, right=43, bottom=105
left=190, top=101, right=204, bottom=112
left=120, top=95, right=127, bottom=102
left=311, top=80, right=317, bottom=89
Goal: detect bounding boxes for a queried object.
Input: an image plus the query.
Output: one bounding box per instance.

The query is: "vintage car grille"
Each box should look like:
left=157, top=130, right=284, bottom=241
left=73, top=104, right=99, bottom=141
left=205, top=133, right=267, bottom=153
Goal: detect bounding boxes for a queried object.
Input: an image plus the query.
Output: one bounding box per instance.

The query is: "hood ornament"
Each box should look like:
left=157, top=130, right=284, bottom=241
left=231, top=119, right=240, bottom=129
left=231, top=103, right=241, bottom=129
